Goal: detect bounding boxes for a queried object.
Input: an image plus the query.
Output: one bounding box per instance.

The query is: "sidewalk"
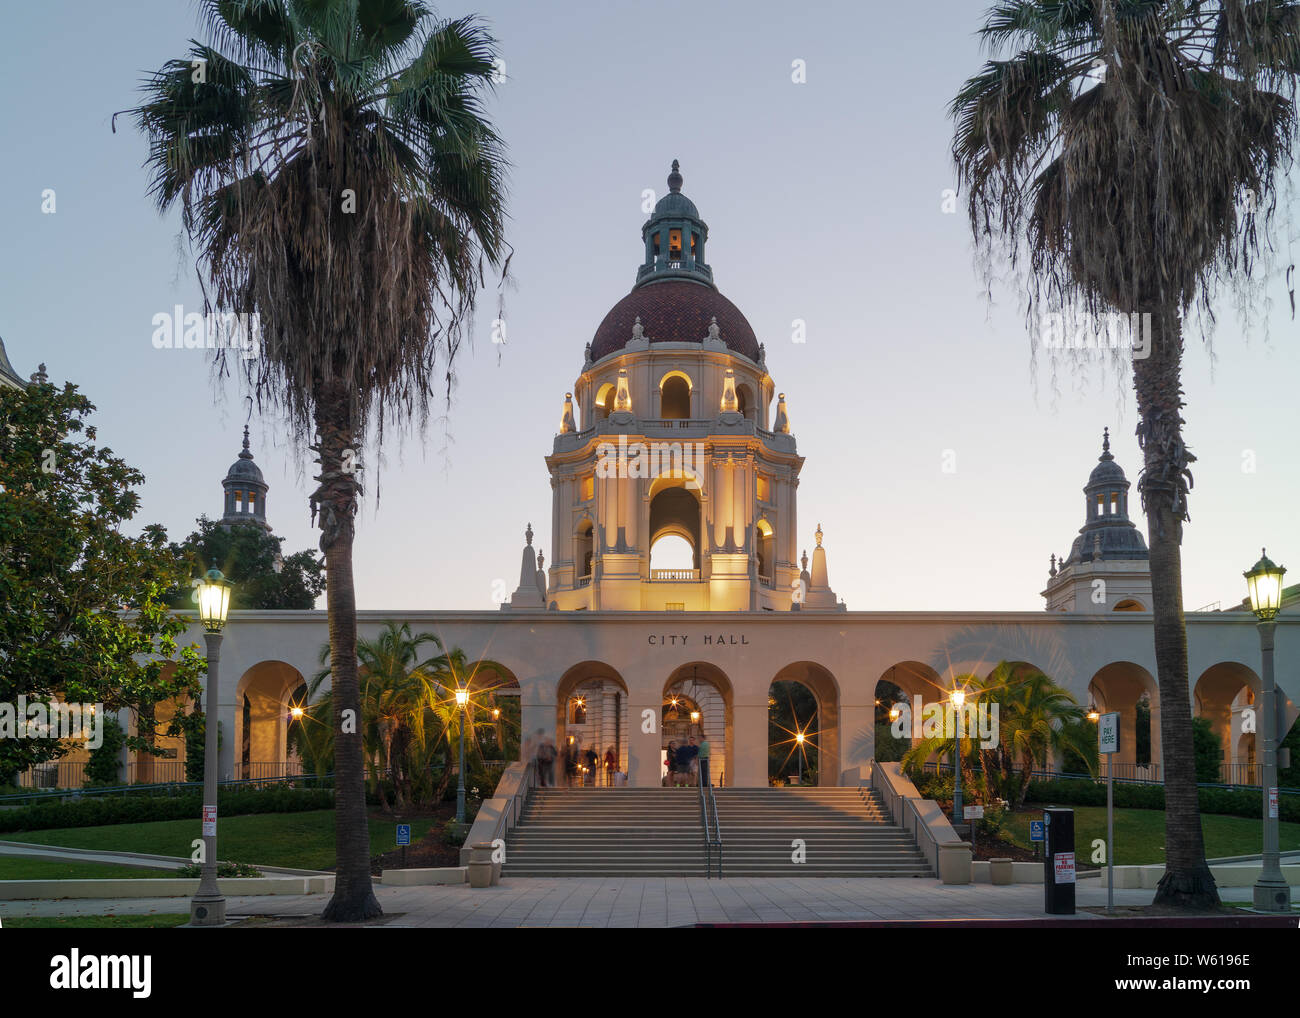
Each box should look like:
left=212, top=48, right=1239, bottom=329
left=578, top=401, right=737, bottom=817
left=0, top=839, right=324, bottom=878
left=8, top=875, right=1294, bottom=927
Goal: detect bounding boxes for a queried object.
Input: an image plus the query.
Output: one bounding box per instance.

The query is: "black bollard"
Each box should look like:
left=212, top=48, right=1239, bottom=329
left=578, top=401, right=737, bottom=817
left=1042, top=807, right=1076, bottom=915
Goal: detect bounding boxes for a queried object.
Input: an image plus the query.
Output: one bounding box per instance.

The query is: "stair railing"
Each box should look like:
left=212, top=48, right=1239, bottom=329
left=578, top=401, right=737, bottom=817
left=699, top=778, right=722, bottom=878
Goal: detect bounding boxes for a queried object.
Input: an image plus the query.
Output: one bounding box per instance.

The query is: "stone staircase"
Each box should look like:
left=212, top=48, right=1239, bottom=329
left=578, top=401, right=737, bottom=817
left=502, top=786, right=931, bottom=878
left=711, top=787, right=931, bottom=877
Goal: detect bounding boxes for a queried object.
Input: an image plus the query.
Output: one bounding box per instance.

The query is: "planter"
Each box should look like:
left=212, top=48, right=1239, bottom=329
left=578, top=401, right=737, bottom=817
left=989, top=858, right=1014, bottom=885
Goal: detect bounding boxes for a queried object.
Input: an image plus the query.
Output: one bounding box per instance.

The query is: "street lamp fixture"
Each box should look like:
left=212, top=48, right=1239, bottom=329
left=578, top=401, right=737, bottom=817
left=1244, top=549, right=1290, bottom=913
left=950, top=685, right=966, bottom=826
left=1087, top=702, right=1100, bottom=723
left=190, top=568, right=233, bottom=926
left=455, top=686, right=469, bottom=823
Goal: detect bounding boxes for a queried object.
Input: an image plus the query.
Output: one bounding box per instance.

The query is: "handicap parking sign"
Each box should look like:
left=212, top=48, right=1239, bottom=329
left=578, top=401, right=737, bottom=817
left=396, top=824, right=411, bottom=846
left=1029, top=820, right=1045, bottom=843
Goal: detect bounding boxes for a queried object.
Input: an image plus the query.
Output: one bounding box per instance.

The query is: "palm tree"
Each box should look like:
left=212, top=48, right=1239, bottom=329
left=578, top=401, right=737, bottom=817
left=991, top=664, right=1096, bottom=807
left=950, top=0, right=1300, bottom=909
left=127, top=1, right=509, bottom=920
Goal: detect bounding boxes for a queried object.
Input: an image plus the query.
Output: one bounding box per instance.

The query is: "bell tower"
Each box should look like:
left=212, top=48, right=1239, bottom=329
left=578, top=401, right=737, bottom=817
left=506, top=162, right=842, bottom=612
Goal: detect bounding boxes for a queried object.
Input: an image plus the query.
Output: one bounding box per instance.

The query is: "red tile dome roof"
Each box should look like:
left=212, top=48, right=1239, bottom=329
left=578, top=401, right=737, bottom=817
left=590, top=280, right=760, bottom=362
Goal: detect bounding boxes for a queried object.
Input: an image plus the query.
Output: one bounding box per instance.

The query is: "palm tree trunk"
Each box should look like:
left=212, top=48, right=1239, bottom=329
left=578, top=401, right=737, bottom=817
left=1137, top=308, right=1219, bottom=910
left=316, top=387, right=382, bottom=922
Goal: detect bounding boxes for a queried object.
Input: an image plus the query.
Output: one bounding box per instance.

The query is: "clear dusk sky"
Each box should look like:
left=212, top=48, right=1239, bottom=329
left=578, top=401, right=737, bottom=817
left=1, top=0, right=1296, bottom=613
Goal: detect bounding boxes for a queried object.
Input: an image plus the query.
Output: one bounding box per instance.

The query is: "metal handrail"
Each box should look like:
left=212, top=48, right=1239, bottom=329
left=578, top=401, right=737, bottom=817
left=699, top=778, right=712, bottom=877
left=707, top=781, right=722, bottom=878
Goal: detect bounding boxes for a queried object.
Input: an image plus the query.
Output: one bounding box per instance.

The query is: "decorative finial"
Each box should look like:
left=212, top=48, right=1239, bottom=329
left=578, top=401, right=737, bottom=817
left=631, top=316, right=644, bottom=341
left=1093, top=532, right=1103, bottom=560
left=525, top=523, right=533, bottom=546
left=707, top=316, right=720, bottom=341
left=30, top=363, right=48, bottom=384
left=815, top=523, right=823, bottom=548
left=537, top=550, right=545, bottom=570
left=1099, top=426, right=1113, bottom=460
left=238, top=425, right=254, bottom=459
left=1050, top=553, right=1057, bottom=577
left=801, top=548, right=809, bottom=572
left=668, top=159, right=683, bottom=193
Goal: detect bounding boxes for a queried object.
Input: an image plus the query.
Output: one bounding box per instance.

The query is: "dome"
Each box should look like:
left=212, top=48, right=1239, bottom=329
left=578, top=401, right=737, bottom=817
left=223, top=426, right=266, bottom=486
left=1088, top=457, right=1127, bottom=486
left=590, top=280, right=761, bottom=362
left=652, top=190, right=700, bottom=220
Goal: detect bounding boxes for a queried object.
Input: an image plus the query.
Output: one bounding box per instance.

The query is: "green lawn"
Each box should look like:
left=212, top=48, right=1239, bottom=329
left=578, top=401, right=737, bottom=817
left=2, top=914, right=189, bottom=929
left=1001, top=806, right=1300, bottom=865
left=2, top=811, right=436, bottom=871
left=0, top=857, right=176, bottom=881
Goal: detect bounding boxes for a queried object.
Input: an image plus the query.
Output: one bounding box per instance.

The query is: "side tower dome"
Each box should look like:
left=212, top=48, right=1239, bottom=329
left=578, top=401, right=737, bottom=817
left=1043, top=429, right=1151, bottom=612
left=221, top=426, right=271, bottom=531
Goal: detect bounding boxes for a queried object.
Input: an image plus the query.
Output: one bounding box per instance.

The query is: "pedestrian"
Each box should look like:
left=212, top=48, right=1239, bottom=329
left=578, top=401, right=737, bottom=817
left=535, top=728, right=556, bottom=787
left=675, top=739, right=694, bottom=787
left=697, top=732, right=711, bottom=788
left=603, top=745, right=617, bottom=786
left=684, top=736, right=700, bottom=787
left=564, top=737, right=579, bottom=787
left=584, top=744, right=598, bottom=786
left=665, top=740, right=677, bottom=787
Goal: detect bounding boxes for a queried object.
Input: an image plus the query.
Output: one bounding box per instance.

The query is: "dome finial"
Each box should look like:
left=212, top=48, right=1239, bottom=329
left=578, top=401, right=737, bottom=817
left=1102, top=426, right=1110, bottom=454
left=668, top=159, right=683, bottom=193
left=239, top=425, right=254, bottom=460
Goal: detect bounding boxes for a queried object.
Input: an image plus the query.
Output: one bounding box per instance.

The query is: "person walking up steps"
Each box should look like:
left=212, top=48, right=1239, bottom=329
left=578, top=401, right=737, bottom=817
left=697, top=732, right=711, bottom=788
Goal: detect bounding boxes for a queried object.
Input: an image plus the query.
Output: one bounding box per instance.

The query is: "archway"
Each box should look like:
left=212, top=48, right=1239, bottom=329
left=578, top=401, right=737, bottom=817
left=1088, top=662, right=1160, bottom=777
left=736, top=382, right=755, bottom=422
left=575, top=518, right=594, bottom=580
left=768, top=661, right=840, bottom=786
left=1195, top=662, right=1262, bottom=785
left=649, top=477, right=701, bottom=574
left=234, top=660, right=308, bottom=780
left=594, top=382, right=615, bottom=421
left=756, top=518, right=774, bottom=585
left=874, top=661, right=946, bottom=765
left=659, top=371, right=692, bottom=419
left=664, top=663, right=733, bottom=786
left=556, top=662, right=629, bottom=785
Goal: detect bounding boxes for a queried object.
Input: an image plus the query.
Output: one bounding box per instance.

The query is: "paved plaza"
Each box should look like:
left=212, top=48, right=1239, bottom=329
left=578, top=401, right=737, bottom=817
left=8, top=874, right=1295, bottom=927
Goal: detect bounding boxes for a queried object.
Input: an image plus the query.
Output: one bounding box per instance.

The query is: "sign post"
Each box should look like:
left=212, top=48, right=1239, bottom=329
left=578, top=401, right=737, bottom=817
left=397, top=823, right=411, bottom=868
left=1029, top=819, right=1045, bottom=860
left=1098, top=711, right=1121, bottom=913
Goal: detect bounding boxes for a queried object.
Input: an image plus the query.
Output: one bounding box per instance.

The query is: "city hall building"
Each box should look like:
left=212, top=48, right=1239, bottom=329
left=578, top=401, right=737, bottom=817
left=9, top=163, right=1297, bottom=793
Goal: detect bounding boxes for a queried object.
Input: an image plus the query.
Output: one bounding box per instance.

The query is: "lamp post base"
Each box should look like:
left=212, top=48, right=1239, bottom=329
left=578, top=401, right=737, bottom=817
left=1252, top=879, right=1291, bottom=913
left=189, top=893, right=227, bottom=927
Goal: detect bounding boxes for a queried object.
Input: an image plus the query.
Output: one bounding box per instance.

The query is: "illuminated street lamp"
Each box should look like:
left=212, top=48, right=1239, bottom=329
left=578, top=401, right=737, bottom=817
left=455, top=686, right=470, bottom=824
left=191, top=568, right=232, bottom=927
left=1245, top=549, right=1290, bottom=913
left=795, top=730, right=806, bottom=784
left=1087, top=702, right=1101, bottom=723
left=950, top=686, right=967, bottom=826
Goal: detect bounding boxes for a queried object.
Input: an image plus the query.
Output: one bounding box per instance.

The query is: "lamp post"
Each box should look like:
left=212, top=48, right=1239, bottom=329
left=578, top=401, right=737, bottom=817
left=950, top=687, right=966, bottom=825
left=796, top=730, right=805, bottom=784
left=1245, top=549, right=1290, bottom=913
left=191, top=568, right=232, bottom=927
left=455, top=686, right=469, bottom=824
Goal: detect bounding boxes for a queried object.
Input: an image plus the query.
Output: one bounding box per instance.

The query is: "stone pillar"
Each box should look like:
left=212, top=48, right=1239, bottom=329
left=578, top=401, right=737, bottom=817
left=627, top=698, right=661, bottom=787
left=732, top=703, right=767, bottom=787
left=838, top=704, right=875, bottom=784
left=217, top=699, right=238, bottom=784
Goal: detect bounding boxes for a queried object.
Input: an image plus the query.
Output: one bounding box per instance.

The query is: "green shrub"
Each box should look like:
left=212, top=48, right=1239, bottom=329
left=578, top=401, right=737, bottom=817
left=175, top=861, right=262, bottom=878
left=1025, top=777, right=1300, bottom=822
left=442, top=819, right=468, bottom=846
left=0, top=785, right=334, bottom=834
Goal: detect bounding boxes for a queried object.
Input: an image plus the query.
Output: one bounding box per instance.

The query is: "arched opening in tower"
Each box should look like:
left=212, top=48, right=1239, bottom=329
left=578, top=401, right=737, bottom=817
left=649, top=483, right=702, bottom=572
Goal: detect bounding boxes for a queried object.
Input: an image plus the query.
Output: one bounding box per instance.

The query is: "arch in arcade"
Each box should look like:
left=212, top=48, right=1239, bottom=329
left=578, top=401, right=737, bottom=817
left=235, top=660, right=309, bottom=780
left=556, top=661, right=629, bottom=783
left=1087, top=661, right=1161, bottom=777
left=768, top=661, right=840, bottom=786
left=1194, top=662, right=1263, bottom=785
left=874, top=661, right=947, bottom=768
left=463, top=660, right=522, bottom=768
left=663, top=663, right=733, bottom=786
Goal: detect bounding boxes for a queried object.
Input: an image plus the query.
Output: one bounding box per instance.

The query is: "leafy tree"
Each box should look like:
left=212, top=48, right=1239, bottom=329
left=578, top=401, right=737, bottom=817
left=768, top=680, right=818, bottom=781
left=951, top=0, right=1300, bottom=908
left=85, top=716, right=126, bottom=786
left=1191, top=716, right=1223, bottom=784
left=166, top=515, right=324, bottom=610
left=129, top=0, right=510, bottom=921
left=0, top=378, right=205, bottom=781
